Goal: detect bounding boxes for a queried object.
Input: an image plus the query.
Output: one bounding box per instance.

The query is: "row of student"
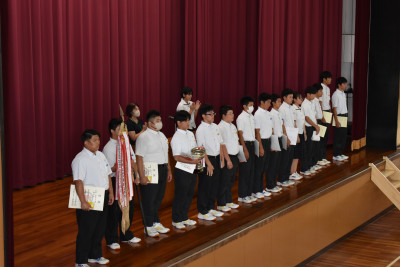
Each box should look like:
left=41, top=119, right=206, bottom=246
left=72, top=75, right=349, bottom=266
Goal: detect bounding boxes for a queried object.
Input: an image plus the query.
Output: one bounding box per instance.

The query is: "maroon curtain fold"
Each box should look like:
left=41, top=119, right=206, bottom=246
left=352, top=0, right=370, bottom=141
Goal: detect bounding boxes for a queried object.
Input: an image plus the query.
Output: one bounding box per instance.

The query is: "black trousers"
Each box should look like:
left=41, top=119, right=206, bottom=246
left=278, top=144, right=294, bottom=183
left=197, top=156, right=221, bottom=214
left=316, top=119, right=324, bottom=162
left=320, top=110, right=331, bottom=159
left=254, top=139, right=271, bottom=193
left=140, top=164, right=168, bottom=227
left=172, top=168, right=197, bottom=222
left=76, top=190, right=109, bottom=264
left=238, top=141, right=255, bottom=198
left=105, top=177, right=134, bottom=244
left=333, top=114, right=348, bottom=156
left=304, top=126, right=318, bottom=170
left=298, top=134, right=309, bottom=172
left=219, top=155, right=239, bottom=205
left=266, top=137, right=282, bottom=189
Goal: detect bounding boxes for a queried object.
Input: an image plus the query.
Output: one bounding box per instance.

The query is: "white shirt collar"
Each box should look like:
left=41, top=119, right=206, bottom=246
left=147, top=128, right=159, bottom=135
left=282, top=102, right=290, bottom=108
left=220, top=120, right=230, bottom=126
left=271, top=108, right=279, bottom=114
left=83, top=147, right=97, bottom=156
left=109, top=138, right=117, bottom=144
left=201, top=121, right=211, bottom=127
left=177, top=128, right=187, bottom=135
left=180, top=98, right=191, bottom=105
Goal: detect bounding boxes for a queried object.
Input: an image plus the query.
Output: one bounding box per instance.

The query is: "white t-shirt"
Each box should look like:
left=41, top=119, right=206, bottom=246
left=332, top=89, right=348, bottom=115
left=196, top=121, right=223, bottom=156
left=291, top=104, right=305, bottom=134
left=135, top=129, right=169, bottom=164
left=270, top=108, right=283, bottom=137
left=236, top=110, right=256, bottom=141
left=319, top=83, right=331, bottom=110
left=218, top=120, right=240, bottom=155
left=176, top=98, right=196, bottom=129
left=302, top=98, right=317, bottom=127
left=171, top=129, right=197, bottom=157
left=254, top=107, right=273, bottom=139
left=279, top=102, right=295, bottom=128
left=312, top=98, right=323, bottom=120
left=103, top=138, right=136, bottom=178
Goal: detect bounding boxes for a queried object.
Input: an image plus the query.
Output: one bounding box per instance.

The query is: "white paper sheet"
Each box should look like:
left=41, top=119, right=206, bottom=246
left=311, top=131, right=320, bottom=141
left=323, top=111, right=333, bottom=124
left=271, top=135, right=281, bottom=151
left=175, top=161, right=196, bottom=174
left=286, top=127, right=299, bottom=146
left=318, top=124, right=327, bottom=138
left=254, top=139, right=260, bottom=157
left=68, top=184, right=105, bottom=211
left=238, top=145, right=247, bottom=162
left=332, top=116, right=348, bottom=128
left=144, top=162, right=159, bottom=184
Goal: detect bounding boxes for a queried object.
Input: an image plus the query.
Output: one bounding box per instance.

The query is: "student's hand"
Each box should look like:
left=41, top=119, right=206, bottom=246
left=195, top=100, right=201, bottom=110
left=207, top=164, right=214, bottom=176
left=142, top=123, right=148, bottom=131
left=315, top=125, right=320, bottom=135
left=220, top=160, right=225, bottom=169
left=244, top=149, right=249, bottom=160
left=259, top=146, right=265, bottom=157
left=336, top=121, right=341, bottom=128
left=190, top=102, right=196, bottom=111
left=167, top=171, right=173, bottom=182
left=227, top=160, right=233, bottom=169
left=192, top=158, right=202, bottom=164
left=81, top=201, right=92, bottom=211
left=140, top=177, right=150, bottom=185
left=322, top=117, right=327, bottom=124
left=108, top=192, right=114, bottom=206
left=297, top=136, right=300, bottom=143
left=305, top=134, right=307, bottom=141
left=134, top=177, right=140, bottom=185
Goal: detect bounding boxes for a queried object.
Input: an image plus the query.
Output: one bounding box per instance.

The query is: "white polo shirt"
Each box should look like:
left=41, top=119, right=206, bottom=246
left=218, top=120, right=240, bottom=155
left=254, top=107, right=273, bottom=139
left=302, top=98, right=317, bottom=127
left=236, top=110, right=255, bottom=141
left=332, top=89, right=348, bottom=115
left=72, top=148, right=112, bottom=189
left=320, top=83, right=331, bottom=110
left=103, top=138, right=136, bottom=178
left=171, top=129, right=197, bottom=157
left=279, top=102, right=295, bottom=128
left=176, top=98, right=196, bottom=129
left=135, top=128, right=169, bottom=164
left=196, top=121, right=223, bottom=156
left=270, top=108, right=283, bottom=137
left=312, top=98, right=323, bottom=120
left=291, top=104, right=305, bottom=134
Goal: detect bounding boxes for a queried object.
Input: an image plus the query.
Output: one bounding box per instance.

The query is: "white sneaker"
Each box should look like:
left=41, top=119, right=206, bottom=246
left=290, top=172, right=303, bottom=180
left=287, top=180, right=295, bottom=185
left=88, top=257, right=110, bottom=264
left=182, top=219, right=197, bottom=226
left=313, top=165, right=322, bottom=170
left=277, top=181, right=291, bottom=187
left=333, top=156, right=344, bottom=161
left=249, top=195, right=257, bottom=202
left=238, top=197, right=252, bottom=204
left=226, top=203, right=239, bottom=209
left=145, top=227, right=159, bottom=237
left=262, top=189, right=272, bottom=197
left=172, top=222, right=186, bottom=229
left=317, top=160, right=327, bottom=166
left=341, top=154, right=349, bottom=160
left=323, top=159, right=331, bottom=164
left=267, top=186, right=281, bottom=193
left=209, top=209, right=224, bottom=217
left=308, top=168, right=316, bottom=174
left=300, top=170, right=311, bottom=176
left=153, top=223, right=170, bottom=233
left=76, top=264, right=90, bottom=267
left=217, top=206, right=231, bottom=212
left=254, top=192, right=265, bottom=199
left=198, top=213, right=216, bottom=221
left=107, top=243, right=120, bottom=250
left=122, top=237, right=141, bottom=243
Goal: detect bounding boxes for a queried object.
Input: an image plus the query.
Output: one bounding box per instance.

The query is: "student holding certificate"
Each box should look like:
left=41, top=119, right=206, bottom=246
left=332, top=77, right=349, bottom=161
left=319, top=71, right=333, bottom=164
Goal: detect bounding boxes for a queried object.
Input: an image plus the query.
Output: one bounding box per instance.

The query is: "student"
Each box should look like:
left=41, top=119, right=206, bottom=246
left=171, top=111, right=202, bottom=229
left=290, top=92, right=308, bottom=177
left=266, top=94, right=284, bottom=193
left=312, top=83, right=328, bottom=167
left=218, top=105, right=241, bottom=210
left=320, top=71, right=333, bottom=164
left=126, top=103, right=147, bottom=146
left=236, top=96, right=257, bottom=203
left=72, top=129, right=114, bottom=267
left=278, top=89, right=297, bottom=187
left=176, top=86, right=201, bottom=131
left=136, top=110, right=172, bottom=237
left=103, top=119, right=141, bottom=249
left=196, top=104, right=225, bottom=220
left=332, top=77, right=349, bottom=161
left=253, top=93, right=273, bottom=198
left=301, top=86, right=321, bottom=175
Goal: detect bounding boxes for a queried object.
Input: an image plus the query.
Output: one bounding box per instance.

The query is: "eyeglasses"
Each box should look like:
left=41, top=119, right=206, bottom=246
left=205, top=112, right=216, bottom=116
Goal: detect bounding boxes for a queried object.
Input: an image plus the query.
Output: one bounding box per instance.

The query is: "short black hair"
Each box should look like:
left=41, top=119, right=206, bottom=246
left=305, top=86, right=317, bottom=95
left=313, top=83, right=323, bottom=92
left=199, top=104, right=214, bottom=117
left=81, top=129, right=101, bottom=143
left=240, top=96, right=254, bottom=107
left=220, top=105, right=233, bottom=118
left=146, top=110, right=161, bottom=122
left=174, top=110, right=191, bottom=126
left=271, top=94, right=281, bottom=104
left=126, top=102, right=139, bottom=118
left=293, top=91, right=303, bottom=100
left=258, top=92, right=271, bottom=104
left=181, top=86, right=193, bottom=98
left=320, top=71, right=332, bottom=82
left=336, top=77, right=348, bottom=87
left=108, top=118, right=122, bottom=135
left=281, top=88, right=294, bottom=99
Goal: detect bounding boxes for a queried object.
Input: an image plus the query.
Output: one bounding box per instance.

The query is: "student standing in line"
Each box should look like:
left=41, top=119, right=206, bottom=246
left=332, top=77, right=349, bottom=162
left=312, top=83, right=328, bottom=167
left=319, top=71, right=333, bottom=164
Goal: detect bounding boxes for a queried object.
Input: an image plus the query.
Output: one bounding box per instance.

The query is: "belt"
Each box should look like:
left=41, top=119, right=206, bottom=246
left=338, top=113, right=348, bottom=117
left=208, top=155, right=220, bottom=159
left=244, top=141, right=255, bottom=145
left=158, top=163, right=168, bottom=167
left=229, top=154, right=239, bottom=157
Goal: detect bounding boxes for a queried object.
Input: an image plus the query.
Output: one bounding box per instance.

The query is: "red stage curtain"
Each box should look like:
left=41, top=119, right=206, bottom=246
left=351, top=0, right=370, bottom=150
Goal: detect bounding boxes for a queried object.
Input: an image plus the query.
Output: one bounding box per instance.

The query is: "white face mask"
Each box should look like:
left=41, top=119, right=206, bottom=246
left=154, top=121, right=163, bottom=131
left=247, top=106, right=254, bottom=114
left=134, top=110, right=140, bottom=117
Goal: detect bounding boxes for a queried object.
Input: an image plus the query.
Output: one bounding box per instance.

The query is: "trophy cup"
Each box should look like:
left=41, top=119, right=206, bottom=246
left=191, top=146, right=206, bottom=173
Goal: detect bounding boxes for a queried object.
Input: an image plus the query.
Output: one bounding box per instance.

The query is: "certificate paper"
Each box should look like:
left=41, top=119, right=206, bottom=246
left=238, top=145, right=247, bottom=162
left=286, top=127, right=299, bottom=146
left=318, top=124, right=327, bottom=138
left=311, top=131, right=320, bottom=141
left=323, top=111, right=333, bottom=124
left=254, top=139, right=260, bottom=157
left=332, top=116, right=348, bottom=128
left=68, top=184, right=105, bottom=211
left=175, top=161, right=196, bottom=174
left=271, top=135, right=281, bottom=151
left=144, top=162, right=159, bottom=184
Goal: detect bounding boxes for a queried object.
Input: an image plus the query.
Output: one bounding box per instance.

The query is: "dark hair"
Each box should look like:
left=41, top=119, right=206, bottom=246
left=81, top=129, right=101, bottom=143
left=181, top=86, right=193, bottom=98
left=174, top=110, right=191, bottom=126
left=146, top=110, right=161, bottom=122
left=305, top=86, right=317, bottom=95
left=281, top=88, right=294, bottom=99
left=108, top=118, right=122, bottom=135
left=240, top=96, right=254, bottom=107
left=126, top=102, right=139, bottom=118
left=258, top=93, right=271, bottom=104
left=199, top=104, right=214, bottom=117
left=271, top=94, right=281, bottom=104
left=220, top=105, right=233, bottom=118
left=293, top=91, right=303, bottom=100
left=313, top=83, right=323, bottom=92
left=336, top=77, right=348, bottom=87
left=320, top=71, right=332, bottom=82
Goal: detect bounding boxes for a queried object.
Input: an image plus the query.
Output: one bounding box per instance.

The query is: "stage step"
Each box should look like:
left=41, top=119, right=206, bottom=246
left=370, top=156, right=400, bottom=210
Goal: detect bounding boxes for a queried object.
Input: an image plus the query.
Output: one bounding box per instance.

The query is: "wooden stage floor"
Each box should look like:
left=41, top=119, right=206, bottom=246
left=13, top=147, right=396, bottom=267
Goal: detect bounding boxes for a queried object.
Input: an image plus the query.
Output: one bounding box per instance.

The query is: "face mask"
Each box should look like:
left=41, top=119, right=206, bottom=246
left=154, top=121, right=163, bottom=131
left=247, top=106, right=254, bottom=114
left=134, top=110, right=140, bottom=117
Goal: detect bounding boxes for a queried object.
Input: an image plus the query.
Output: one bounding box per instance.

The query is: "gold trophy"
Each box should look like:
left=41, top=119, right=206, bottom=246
left=191, top=146, right=206, bottom=172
